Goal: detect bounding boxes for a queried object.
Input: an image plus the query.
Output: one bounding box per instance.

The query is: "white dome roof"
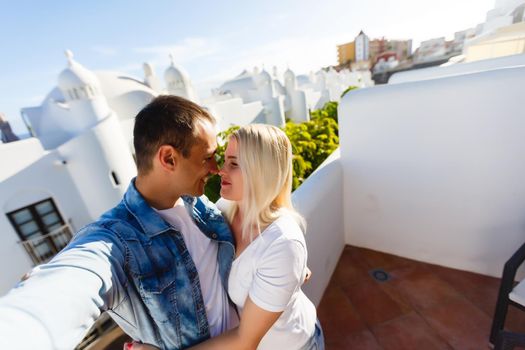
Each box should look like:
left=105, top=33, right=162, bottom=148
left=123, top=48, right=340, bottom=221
left=58, top=50, right=100, bottom=91
left=43, top=70, right=157, bottom=121
left=164, top=54, right=190, bottom=83
left=259, top=69, right=272, bottom=82
left=218, top=76, right=256, bottom=95
left=284, top=68, right=295, bottom=80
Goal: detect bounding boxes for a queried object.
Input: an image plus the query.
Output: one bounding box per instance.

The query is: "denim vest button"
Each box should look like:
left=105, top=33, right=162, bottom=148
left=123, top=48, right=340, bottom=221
left=212, top=233, right=218, bottom=239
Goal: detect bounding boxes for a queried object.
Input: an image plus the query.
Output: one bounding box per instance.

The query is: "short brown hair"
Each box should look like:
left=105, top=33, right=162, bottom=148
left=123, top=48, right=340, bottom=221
left=133, top=95, right=214, bottom=173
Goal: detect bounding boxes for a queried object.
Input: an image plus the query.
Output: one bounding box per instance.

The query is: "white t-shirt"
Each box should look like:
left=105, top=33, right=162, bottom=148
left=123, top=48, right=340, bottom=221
left=155, top=199, right=238, bottom=337
left=226, top=210, right=317, bottom=350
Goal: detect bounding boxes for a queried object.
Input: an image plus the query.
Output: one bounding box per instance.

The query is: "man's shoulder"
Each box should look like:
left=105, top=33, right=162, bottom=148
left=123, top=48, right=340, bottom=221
left=74, top=202, right=142, bottom=243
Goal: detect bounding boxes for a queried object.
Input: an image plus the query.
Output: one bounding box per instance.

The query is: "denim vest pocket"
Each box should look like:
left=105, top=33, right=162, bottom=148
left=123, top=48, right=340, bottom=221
left=125, top=236, right=181, bottom=328
left=136, top=269, right=179, bottom=324
left=138, top=272, right=176, bottom=294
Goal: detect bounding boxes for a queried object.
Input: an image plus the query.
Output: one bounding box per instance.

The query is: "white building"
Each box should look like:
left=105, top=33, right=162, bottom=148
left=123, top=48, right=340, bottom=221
left=0, top=51, right=138, bottom=294
left=461, top=0, right=525, bottom=61
left=355, top=30, right=370, bottom=62
left=413, top=37, right=448, bottom=63
left=206, top=65, right=373, bottom=128
left=164, top=54, right=198, bottom=102
left=478, top=0, right=525, bottom=35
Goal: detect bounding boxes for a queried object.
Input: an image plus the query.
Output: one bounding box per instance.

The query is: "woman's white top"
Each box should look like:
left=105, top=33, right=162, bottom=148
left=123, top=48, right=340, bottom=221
left=223, top=203, right=316, bottom=349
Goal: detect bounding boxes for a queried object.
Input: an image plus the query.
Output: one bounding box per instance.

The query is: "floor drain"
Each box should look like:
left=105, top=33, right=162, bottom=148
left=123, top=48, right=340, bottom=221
left=370, top=268, right=390, bottom=282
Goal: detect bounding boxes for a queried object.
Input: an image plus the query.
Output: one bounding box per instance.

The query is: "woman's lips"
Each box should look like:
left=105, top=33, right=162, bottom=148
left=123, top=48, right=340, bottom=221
left=221, top=180, right=231, bottom=186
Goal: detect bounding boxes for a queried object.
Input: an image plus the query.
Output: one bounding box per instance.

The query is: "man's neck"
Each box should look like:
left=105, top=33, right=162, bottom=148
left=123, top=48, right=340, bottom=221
left=135, top=174, right=180, bottom=210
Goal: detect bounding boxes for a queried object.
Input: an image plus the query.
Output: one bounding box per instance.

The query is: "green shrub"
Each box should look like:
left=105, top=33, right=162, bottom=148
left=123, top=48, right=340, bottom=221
left=285, top=102, right=339, bottom=190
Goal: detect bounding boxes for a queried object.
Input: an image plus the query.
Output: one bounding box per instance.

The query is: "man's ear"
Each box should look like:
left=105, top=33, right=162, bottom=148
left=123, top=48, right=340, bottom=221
left=157, top=145, right=180, bottom=171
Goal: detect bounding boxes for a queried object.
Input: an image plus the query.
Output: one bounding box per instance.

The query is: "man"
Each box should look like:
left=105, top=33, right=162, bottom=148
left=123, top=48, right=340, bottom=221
left=0, top=96, right=238, bottom=349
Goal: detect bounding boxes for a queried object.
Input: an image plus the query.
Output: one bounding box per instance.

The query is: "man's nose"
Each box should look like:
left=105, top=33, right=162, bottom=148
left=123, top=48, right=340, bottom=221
left=209, top=158, right=219, bottom=175
left=218, top=164, right=227, bottom=177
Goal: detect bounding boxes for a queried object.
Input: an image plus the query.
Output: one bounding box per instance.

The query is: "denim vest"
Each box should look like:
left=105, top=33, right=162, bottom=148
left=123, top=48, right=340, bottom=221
left=70, top=180, right=235, bottom=349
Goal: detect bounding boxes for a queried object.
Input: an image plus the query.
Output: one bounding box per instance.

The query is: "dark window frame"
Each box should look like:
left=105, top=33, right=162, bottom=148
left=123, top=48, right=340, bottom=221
left=6, top=198, right=66, bottom=258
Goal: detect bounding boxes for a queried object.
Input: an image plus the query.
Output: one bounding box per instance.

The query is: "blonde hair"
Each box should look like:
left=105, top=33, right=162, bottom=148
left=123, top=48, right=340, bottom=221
left=225, top=124, right=305, bottom=241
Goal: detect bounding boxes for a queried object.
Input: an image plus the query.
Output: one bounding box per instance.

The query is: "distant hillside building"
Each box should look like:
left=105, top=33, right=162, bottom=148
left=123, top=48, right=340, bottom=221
left=462, top=0, right=525, bottom=62
left=337, top=31, right=411, bottom=72
left=0, top=113, right=19, bottom=143
left=413, top=37, right=448, bottom=64
left=369, top=38, right=412, bottom=63
left=337, top=41, right=355, bottom=65
left=355, top=30, right=370, bottom=62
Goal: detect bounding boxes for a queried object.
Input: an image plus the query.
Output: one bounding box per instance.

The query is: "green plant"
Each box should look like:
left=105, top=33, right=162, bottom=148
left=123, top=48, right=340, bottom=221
left=310, top=101, right=339, bottom=124
left=285, top=103, right=339, bottom=190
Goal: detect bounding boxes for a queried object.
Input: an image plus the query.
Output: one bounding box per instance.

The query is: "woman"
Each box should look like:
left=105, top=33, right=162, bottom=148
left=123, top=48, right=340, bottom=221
left=132, top=124, right=324, bottom=349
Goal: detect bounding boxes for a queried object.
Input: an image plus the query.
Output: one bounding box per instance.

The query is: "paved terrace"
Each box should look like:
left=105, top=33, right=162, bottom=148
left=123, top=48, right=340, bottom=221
left=317, top=245, right=525, bottom=350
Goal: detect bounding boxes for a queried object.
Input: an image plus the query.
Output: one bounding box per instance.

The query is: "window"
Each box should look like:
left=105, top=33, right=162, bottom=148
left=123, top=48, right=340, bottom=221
left=7, top=198, right=72, bottom=264
left=110, top=170, right=120, bottom=186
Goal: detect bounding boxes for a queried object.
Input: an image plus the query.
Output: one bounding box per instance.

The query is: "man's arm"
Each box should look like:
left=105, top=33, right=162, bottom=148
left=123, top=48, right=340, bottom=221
left=0, top=228, right=126, bottom=350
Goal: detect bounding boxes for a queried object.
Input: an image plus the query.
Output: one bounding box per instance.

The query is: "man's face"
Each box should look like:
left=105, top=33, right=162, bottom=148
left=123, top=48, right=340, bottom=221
left=176, top=119, right=218, bottom=197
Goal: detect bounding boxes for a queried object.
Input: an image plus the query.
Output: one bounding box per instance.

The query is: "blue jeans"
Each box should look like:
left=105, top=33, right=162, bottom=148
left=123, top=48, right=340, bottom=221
left=301, top=319, right=325, bottom=350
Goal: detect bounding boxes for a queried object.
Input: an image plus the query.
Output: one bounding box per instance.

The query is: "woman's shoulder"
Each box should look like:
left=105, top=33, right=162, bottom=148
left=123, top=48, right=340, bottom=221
left=265, top=213, right=306, bottom=247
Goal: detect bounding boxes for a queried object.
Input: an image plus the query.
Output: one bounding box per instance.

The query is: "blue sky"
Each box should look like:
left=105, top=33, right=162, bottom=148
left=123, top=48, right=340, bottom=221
left=1, top=0, right=493, bottom=133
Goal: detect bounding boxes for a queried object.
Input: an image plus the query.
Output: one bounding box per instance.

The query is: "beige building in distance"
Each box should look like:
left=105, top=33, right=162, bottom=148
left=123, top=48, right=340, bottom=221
left=465, top=21, right=525, bottom=61
left=337, top=41, right=355, bottom=65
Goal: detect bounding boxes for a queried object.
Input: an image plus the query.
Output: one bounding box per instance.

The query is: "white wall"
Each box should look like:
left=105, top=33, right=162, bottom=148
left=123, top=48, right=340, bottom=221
left=0, top=138, right=45, bottom=181
left=389, top=53, right=525, bottom=84
left=57, top=114, right=137, bottom=220
left=0, top=152, right=92, bottom=295
left=293, top=149, right=345, bottom=306
left=206, top=98, right=265, bottom=131
left=339, top=66, right=525, bottom=278
left=0, top=113, right=135, bottom=297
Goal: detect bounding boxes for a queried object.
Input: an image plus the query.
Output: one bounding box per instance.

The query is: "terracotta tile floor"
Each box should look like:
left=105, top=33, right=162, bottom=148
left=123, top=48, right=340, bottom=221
left=317, top=245, right=525, bottom=350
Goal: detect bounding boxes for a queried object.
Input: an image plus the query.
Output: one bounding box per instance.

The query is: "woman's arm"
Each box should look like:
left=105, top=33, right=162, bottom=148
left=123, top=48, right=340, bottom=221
left=190, top=296, right=282, bottom=350
left=128, top=297, right=281, bottom=350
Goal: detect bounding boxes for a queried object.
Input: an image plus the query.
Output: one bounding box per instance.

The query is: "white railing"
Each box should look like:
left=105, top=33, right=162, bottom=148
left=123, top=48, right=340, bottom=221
left=18, top=224, right=73, bottom=265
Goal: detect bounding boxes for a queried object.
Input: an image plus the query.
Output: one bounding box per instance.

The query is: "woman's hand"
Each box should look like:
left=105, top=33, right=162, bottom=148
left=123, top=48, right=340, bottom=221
left=304, top=267, right=312, bottom=283
left=188, top=296, right=281, bottom=350
left=124, top=341, right=160, bottom=350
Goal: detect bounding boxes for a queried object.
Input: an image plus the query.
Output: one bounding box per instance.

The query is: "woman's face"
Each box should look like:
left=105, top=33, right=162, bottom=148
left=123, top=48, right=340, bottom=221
left=219, top=138, right=244, bottom=201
